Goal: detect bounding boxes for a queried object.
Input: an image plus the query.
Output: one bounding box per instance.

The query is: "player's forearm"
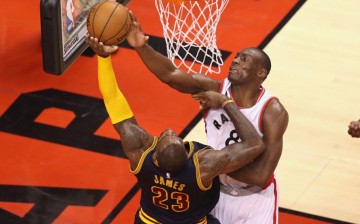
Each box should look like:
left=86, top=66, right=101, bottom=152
left=135, top=44, right=177, bottom=82
left=135, top=44, right=205, bottom=94
left=220, top=101, right=265, bottom=174
left=97, top=55, right=133, bottom=124
left=228, top=164, right=270, bottom=188
left=227, top=146, right=279, bottom=187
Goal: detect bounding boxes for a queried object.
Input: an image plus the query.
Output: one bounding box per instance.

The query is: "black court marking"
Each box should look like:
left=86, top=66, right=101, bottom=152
left=102, top=183, right=140, bottom=224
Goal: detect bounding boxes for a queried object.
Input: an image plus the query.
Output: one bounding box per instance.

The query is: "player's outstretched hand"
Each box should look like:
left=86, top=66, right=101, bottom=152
left=126, top=10, right=149, bottom=48
left=192, top=91, right=229, bottom=110
left=85, top=34, right=119, bottom=57
left=348, top=120, right=360, bottom=138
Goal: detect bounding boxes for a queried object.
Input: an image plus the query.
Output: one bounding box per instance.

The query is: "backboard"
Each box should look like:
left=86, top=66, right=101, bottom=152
left=40, top=0, right=131, bottom=75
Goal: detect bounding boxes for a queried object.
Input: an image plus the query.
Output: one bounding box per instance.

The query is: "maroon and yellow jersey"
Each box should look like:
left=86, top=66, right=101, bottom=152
left=131, top=138, right=220, bottom=224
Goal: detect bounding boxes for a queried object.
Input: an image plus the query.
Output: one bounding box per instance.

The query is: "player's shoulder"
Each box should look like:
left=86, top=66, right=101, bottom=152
left=190, top=142, right=216, bottom=160
left=268, top=97, right=287, bottom=112
left=190, top=141, right=214, bottom=151
left=264, top=97, right=289, bottom=126
left=261, top=88, right=286, bottom=112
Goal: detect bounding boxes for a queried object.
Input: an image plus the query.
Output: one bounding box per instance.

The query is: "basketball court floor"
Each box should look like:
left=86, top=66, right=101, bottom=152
left=0, top=0, right=359, bottom=223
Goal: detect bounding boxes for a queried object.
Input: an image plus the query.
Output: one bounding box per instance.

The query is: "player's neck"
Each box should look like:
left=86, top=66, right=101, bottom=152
left=230, top=85, right=262, bottom=108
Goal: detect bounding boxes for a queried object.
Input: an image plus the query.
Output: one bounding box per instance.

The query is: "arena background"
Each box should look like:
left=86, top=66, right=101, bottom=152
left=0, top=0, right=359, bottom=223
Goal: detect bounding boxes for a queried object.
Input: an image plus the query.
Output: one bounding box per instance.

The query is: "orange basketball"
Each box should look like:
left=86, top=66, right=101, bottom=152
left=86, top=1, right=132, bottom=45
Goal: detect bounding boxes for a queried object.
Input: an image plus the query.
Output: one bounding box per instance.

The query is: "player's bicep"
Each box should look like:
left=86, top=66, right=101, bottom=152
left=113, top=118, right=153, bottom=167
left=260, top=99, right=289, bottom=176
left=198, top=150, right=229, bottom=186
left=263, top=99, right=289, bottom=141
left=199, top=145, right=254, bottom=182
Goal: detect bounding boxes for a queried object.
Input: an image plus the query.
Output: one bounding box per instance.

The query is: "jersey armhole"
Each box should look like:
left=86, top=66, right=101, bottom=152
left=130, top=136, right=158, bottom=174
left=194, top=149, right=213, bottom=191
left=259, top=96, right=277, bottom=133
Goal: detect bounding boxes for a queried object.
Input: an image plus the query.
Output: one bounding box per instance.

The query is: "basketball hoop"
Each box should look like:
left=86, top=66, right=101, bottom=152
left=155, top=0, right=229, bottom=75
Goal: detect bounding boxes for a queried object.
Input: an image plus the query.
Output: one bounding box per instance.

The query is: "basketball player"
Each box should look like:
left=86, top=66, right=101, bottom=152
left=85, top=35, right=265, bottom=224
left=348, top=119, right=360, bottom=138
left=125, top=11, right=289, bottom=224
left=65, top=0, right=76, bottom=32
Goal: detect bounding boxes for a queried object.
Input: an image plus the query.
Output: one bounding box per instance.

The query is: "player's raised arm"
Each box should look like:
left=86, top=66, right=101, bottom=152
left=126, top=11, right=220, bottom=94
left=192, top=91, right=265, bottom=186
left=85, top=36, right=154, bottom=169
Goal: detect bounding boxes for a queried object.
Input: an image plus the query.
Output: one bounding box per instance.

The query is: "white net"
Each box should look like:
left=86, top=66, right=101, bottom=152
left=154, top=0, right=229, bottom=75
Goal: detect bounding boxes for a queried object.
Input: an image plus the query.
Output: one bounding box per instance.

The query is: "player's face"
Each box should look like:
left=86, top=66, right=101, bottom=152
left=228, top=49, right=261, bottom=84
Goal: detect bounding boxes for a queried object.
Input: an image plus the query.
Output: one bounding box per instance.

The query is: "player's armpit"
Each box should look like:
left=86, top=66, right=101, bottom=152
left=114, top=119, right=154, bottom=170
left=197, top=149, right=226, bottom=188
left=228, top=99, right=289, bottom=187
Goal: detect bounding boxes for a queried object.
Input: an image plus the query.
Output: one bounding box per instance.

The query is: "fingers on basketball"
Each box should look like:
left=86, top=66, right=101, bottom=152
left=87, top=1, right=132, bottom=45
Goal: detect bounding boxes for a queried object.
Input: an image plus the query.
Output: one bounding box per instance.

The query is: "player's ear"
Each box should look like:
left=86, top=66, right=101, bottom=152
left=258, top=68, right=268, bottom=80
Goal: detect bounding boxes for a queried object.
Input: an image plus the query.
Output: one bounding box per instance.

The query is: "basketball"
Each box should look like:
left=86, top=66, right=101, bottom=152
left=86, top=1, right=132, bottom=45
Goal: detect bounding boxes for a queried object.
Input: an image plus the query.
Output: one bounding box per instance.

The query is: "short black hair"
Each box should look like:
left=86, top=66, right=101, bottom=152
left=247, top=47, right=272, bottom=74
left=260, top=49, right=271, bottom=74
left=157, top=143, right=188, bottom=175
